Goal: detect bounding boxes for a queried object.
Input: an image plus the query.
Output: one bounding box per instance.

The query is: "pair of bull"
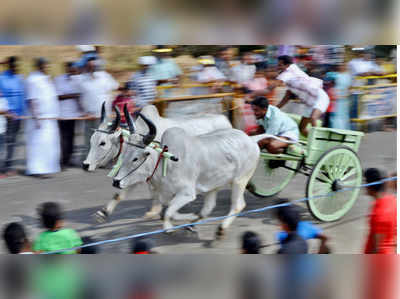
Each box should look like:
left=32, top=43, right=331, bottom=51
left=83, top=103, right=261, bottom=236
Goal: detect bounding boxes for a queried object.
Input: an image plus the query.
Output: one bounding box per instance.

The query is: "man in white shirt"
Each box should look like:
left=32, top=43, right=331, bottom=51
left=77, top=57, right=119, bottom=156
left=348, top=48, right=383, bottom=79
left=274, top=55, right=329, bottom=136
left=25, top=58, right=61, bottom=178
left=54, top=62, right=84, bottom=168
left=0, top=96, right=9, bottom=178
left=230, top=52, right=256, bottom=85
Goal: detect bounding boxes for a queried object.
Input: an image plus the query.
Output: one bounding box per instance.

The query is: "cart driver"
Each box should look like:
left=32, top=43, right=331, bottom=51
left=249, top=96, right=299, bottom=154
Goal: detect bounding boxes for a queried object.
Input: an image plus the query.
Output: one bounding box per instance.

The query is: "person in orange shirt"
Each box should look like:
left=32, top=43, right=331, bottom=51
left=363, top=168, right=397, bottom=254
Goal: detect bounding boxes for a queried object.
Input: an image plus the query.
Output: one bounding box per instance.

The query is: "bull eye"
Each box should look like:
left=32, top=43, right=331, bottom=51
left=99, top=141, right=106, bottom=146
left=132, top=158, right=138, bottom=162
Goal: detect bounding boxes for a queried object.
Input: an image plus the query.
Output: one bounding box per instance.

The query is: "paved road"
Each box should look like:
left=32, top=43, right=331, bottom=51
left=0, top=131, right=396, bottom=254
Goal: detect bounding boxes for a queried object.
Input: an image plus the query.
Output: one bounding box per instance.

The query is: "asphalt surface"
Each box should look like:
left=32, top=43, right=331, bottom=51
left=0, top=131, right=396, bottom=254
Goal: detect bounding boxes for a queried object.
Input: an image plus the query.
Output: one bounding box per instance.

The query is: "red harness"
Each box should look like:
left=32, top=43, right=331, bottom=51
left=146, top=146, right=169, bottom=183
left=113, top=134, right=125, bottom=163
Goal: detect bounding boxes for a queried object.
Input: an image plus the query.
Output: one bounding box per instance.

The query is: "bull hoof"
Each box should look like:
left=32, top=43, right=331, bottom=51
left=143, top=212, right=161, bottom=220
left=184, top=225, right=197, bottom=234
left=94, top=209, right=108, bottom=224
left=215, top=225, right=225, bottom=240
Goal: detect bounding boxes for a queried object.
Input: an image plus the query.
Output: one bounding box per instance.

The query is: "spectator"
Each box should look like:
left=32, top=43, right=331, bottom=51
left=149, top=46, right=182, bottom=86
left=25, top=58, right=61, bottom=179
left=0, top=95, right=8, bottom=179
left=241, top=231, right=261, bottom=254
left=387, top=172, right=396, bottom=193
left=112, top=82, right=136, bottom=127
left=75, top=45, right=102, bottom=72
left=54, top=62, right=84, bottom=168
left=275, top=203, right=308, bottom=254
left=322, top=73, right=337, bottom=128
left=129, top=56, right=157, bottom=108
left=2, top=222, right=33, bottom=254
left=131, top=238, right=155, bottom=254
left=230, top=52, right=256, bottom=85
left=348, top=48, right=383, bottom=79
left=331, top=63, right=352, bottom=130
left=215, top=47, right=235, bottom=79
left=78, top=57, right=119, bottom=156
left=33, top=202, right=83, bottom=254
left=80, top=236, right=99, bottom=254
left=195, top=56, right=226, bottom=94
left=275, top=200, right=330, bottom=254
left=363, top=168, right=397, bottom=254
left=0, top=56, right=25, bottom=177
left=243, top=62, right=269, bottom=101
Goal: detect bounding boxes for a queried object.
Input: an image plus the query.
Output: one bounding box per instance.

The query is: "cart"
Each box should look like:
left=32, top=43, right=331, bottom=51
left=248, top=114, right=364, bottom=222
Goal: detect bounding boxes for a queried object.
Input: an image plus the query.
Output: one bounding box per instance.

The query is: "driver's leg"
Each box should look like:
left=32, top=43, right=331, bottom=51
left=266, top=138, right=290, bottom=154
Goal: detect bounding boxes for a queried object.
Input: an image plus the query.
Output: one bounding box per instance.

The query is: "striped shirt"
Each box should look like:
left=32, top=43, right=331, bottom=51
left=129, top=71, right=157, bottom=107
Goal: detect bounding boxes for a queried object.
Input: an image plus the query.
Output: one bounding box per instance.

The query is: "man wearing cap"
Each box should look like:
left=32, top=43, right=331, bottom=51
left=149, top=46, right=182, bottom=86
left=0, top=56, right=26, bottom=177
left=77, top=57, right=119, bottom=156
left=25, top=58, right=61, bottom=178
left=128, top=56, right=157, bottom=108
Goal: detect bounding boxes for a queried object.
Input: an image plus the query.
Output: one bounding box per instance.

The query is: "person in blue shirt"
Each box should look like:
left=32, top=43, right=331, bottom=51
left=249, top=96, right=299, bottom=154
left=0, top=56, right=26, bottom=176
left=276, top=199, right=330, bottom=254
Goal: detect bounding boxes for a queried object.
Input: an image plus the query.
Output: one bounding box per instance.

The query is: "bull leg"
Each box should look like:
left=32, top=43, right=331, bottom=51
left=164, top=190, right=196, bottom=232
left=217, top=180, right=247, bottom=239
left=144, top=198, right=163, bottom=220
left=199, top=190, right=217, bottom=219
left=94, top=188, right=128, bottom=223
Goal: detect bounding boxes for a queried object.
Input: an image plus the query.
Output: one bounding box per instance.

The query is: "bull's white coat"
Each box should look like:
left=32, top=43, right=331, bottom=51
left=114, top=127, right=260, bottom=232
left=87, top=105, right=232, bottom=221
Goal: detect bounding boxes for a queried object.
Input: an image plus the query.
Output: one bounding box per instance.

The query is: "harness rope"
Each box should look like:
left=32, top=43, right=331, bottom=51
left=146, top=145, right=169, bottom=183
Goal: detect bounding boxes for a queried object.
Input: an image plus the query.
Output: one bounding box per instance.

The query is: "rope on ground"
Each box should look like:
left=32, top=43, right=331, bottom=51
left=41, top=176, right=397, bottom=254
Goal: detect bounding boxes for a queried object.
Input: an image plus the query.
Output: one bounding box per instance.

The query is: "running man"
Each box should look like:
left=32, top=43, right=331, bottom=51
left=274, top=55, right=329, bottom=136
left=249, top=97, right=299, bottom=154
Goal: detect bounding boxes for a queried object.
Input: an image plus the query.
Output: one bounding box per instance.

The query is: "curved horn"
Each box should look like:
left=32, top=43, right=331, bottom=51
left=100, top=102, right=106, bottom=123
left=139, top=113, right=157, bottom=145
left=110, top=105, right=121, bottom=132
left=124, top=104, right=136, bottom=134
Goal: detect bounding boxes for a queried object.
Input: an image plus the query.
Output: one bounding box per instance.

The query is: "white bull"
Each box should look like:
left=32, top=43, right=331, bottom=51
left=87, top=103, right=232, bottom=222
left=113, top=109, right=260, bottom=236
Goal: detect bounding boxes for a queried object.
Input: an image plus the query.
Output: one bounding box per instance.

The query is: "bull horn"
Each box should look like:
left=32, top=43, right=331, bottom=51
left=100, top=102, right=106, bottom=123
left=124, top=104, right=136, bottom=134
left=138, top=113, right=157, bottom=145
left=110, top=105, right=121, bottom=132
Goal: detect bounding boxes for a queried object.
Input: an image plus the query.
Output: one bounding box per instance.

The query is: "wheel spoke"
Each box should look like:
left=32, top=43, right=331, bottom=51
left=337, top=154, right=351, bottom=178
left=341, top=168, right=357, bottom=181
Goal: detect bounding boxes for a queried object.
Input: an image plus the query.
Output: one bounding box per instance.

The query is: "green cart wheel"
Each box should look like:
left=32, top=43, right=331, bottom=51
left=306, top=146, right=362, bottom=222
left=248, top=155, right=300, bottom=197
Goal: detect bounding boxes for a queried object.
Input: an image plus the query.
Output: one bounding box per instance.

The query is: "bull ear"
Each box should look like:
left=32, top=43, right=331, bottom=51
left=100, top=102, right=106, bottom=123
left=110, top=105, right=121, bottom=132
left=139, top=113, right=157, bottom=145
left=124, top=104, right=136, bottom=134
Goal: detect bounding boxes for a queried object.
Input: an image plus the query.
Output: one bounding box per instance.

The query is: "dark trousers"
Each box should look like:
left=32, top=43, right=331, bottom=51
left=3, top=119, right=21, bottom=172
left=59, top=120, right=76, bottom=166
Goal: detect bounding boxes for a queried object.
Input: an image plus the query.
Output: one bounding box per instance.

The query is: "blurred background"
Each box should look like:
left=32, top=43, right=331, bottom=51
left=0, top=0, right=398, bottom=44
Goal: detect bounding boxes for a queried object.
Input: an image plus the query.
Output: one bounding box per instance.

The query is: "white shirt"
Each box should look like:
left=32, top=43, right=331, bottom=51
left=0, top=97, right=8, bottom=134
left=348, top=58, right=382, bottom=77
left=230, top=63, right=256, bottom=84
left=197, top=66, right=226, bottom=83
left=26, top=71, right=60, bottom=118
left=77, top=71, right=119, bottom=117
left=277, top=64, right=323, bottom=107
left=54, top=74, right=82, bottom=118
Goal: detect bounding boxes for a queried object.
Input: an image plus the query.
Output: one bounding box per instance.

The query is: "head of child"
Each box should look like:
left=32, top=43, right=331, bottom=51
left=364, top=168, right=387, bottom=198
left=250, top=96, right=269, bottom=120
left=241, top=231, right=261, bottom=254
left=38, top=202, right=64, bottom=231
left=121, top=82, right=133, bottom=97
left=2, top=222, right=31, bottom=254
left=276, top=202, right=300, bottom=233
left=131, top=238, right=153, bottom=254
